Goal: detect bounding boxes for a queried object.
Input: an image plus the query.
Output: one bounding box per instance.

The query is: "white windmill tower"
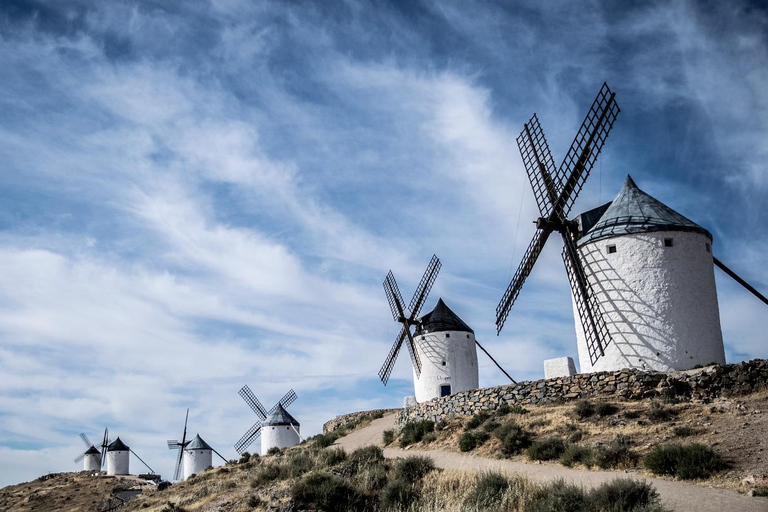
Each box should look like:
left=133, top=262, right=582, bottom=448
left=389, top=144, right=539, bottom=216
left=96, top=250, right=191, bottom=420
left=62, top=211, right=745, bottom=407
left=380, top=255, right=515, bottom=403
left=106, top=436, right=155, bottom=477
left=234, top=387, right=302, bottom=456
left=496, top=83, right=767, bottom=375
left=73, top=430, right=107, bottom=472
left=168, top=409, right=229, bottom=481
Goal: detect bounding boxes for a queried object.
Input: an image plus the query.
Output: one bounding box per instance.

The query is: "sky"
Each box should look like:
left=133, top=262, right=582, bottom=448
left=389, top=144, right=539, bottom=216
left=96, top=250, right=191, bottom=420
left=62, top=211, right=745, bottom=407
left=1, top=0, right=767, bottom=487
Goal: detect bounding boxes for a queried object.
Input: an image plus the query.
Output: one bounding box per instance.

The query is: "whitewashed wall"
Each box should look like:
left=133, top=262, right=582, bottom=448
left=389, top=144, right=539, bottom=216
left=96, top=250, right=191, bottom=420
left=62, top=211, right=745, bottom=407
left=106, top=451, right=129, bottom=476
left=83, top=453, right=101, bottom=472
left=260, top=425, right=300, bottom=455
left=183, top=449, right=212, bottom=480
left=412, top=330, right=479, bottom=403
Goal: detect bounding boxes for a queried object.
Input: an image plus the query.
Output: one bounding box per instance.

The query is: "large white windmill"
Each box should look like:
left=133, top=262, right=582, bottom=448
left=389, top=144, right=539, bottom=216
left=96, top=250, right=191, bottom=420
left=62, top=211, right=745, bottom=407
left=379, top=255, right=514, bottom=403
left=105, top=436, right=155, bottom=477
left=167, top=409, right=229, bottom=481
left=234, top=387, right=301, bottom=456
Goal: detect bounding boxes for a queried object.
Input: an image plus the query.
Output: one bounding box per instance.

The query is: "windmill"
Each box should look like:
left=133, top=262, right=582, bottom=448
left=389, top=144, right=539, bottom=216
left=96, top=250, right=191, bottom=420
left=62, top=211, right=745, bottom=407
left=496, top=83, right=620, bottom=369
left=379, top=255, right=515, bottom=403
left=234, top=386, right=300, bottom=455
left=73, top=430, right=107, bottom=472
left=168, top=409, right=229, bottom=480
left=106, top=436, right=156, bottom=476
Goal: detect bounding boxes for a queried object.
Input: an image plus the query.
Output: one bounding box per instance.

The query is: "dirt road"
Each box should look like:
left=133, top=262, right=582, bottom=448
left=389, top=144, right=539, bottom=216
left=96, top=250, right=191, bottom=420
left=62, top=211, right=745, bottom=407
left=335, top=414, right=768, bottom=512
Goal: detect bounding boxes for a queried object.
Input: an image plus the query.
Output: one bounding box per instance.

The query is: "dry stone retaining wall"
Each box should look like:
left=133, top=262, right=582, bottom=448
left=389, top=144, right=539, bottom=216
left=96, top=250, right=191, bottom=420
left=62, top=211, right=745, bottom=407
left=395, top=359, right=768, bottom=427
left=323, top=408, right=399, bottom=434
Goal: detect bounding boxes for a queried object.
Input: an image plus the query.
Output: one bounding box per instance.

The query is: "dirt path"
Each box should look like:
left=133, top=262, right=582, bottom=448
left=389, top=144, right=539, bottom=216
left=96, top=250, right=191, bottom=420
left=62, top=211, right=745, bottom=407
left=335, top=414, right=768, bottom=512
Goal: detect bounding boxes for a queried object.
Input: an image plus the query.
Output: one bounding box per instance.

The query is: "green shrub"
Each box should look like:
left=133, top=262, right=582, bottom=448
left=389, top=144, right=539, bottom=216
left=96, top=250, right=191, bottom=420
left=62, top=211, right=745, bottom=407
left=574, top=400, right=595, bottom=419
left=291, top=471, right=365, bottom=511
left=380, top=478, right=418, bottom=511
left=529, top=479, right=588, bottom=511
left=493, top=422, right=532, bottom=456
left=238, top=452, right=252, bottom=464
left=459, top=432, right=478, bottom=452
left=560, top=444, right=595, bottom=468
left=399, top=420, right=435, bottom=447
left=246, top=494, right=260, bottom=507
left=527, top=437, right=566, bottom=461
left=435, top=419, right=448, bottom=431
left=754, top=486, right=768, bottom=497
left=346, top=445, right=384, bottom=474
left=422, top=432, right=437, bottom=444
left=509, top=405, right=529, bottom=415
left=589, top=478, right=667, bottom=512
left=252, top=463, right=284, bottom=485
left=382, top=429, right=395, bottom=446
left=394, top=456, right=435, bottom=482
left=313, top=432, right=340, bottom=449
left=286, top=452, right=314, bottom=477
left=672, top=425, right=698, bottom=438
left=370, top=410, right=385, bottom=419
left=496, top=404, right=512, bottom=416
left=595, top=435, right=639, bottom=470
left=647, top=401, right=674, bottom=422
left=623, top=410, right=641, bottom=419
left=467, top=412, right=491, bottom=429
left=319, top=447, right=346, bottom=466
left=595, top=401, right=618, bottom=417
left=644, top=443, right=727, bottom=479
left=360, top=463, right=388, bottom=492
left=160, top=503, right=187, bottom=512
left=465, top=472, right=510, bottom=509
left=482, top=419, right=501, bottom=432
left=266, top=446, right=281, bottom=456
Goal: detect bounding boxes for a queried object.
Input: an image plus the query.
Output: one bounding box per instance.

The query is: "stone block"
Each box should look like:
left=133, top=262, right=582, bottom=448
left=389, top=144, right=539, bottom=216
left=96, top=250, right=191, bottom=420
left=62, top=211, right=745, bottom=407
left=544, top=357, right=577, bottom=379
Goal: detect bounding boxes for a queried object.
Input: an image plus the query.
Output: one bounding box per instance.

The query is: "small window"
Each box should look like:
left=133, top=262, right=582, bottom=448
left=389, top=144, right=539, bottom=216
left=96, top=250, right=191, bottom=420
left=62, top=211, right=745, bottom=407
left=445, top=333, right=450, bottom=338
left=705, top=243, right=711, bottom=253
left=441, top=360, right=446, bottom=366
left=466, top=334, right=470, bottom=338
left=606, top=245, right=616, bottom=254
left=664, top=238, right=674, bottom=247
left=440, top=384, right=451, bottom=397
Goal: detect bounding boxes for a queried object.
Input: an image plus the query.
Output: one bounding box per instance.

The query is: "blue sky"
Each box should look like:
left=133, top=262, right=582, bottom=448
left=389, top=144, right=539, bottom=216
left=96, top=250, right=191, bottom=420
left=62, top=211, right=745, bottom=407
left=1, top=0, right=767, bottom=487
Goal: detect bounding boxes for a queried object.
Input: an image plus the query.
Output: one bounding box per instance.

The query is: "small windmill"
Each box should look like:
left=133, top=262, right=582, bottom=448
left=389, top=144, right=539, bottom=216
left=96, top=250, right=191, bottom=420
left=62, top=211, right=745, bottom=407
left=73, top=430, right=107, bottom=472
left=379, top=255, right=515, bottom=402
left=168, top=409, right=229, bottom=480
left=496, top=83, right=620, bottom=367
left=234, top=386, right=300, bottom=455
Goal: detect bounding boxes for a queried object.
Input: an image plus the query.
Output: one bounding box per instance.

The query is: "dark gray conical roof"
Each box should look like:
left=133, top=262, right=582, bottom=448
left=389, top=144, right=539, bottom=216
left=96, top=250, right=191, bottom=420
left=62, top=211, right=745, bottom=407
left=107, top=437, right=129, bottom=451
left=84, top=445, right=101, bottom=455
left=415, top=298, right=474, bottom=335
left=263, top=403, right=299, bottom=426
left=577, top=175, right=712, bottom=246
left=185, top=434, right=212, bottom=451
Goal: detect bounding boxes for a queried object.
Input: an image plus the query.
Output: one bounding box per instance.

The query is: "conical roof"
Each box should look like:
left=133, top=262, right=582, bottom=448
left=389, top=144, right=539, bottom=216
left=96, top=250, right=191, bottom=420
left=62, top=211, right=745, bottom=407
left=577, top=175, right=712, bottom=246
left=84, top=445, right=101, bottom=455
left=107, top=437, right=129, bottom=451
left=263, top=403, right=300, bottom=426
left=415, top=298, right=474, bottom=335
left=185, top=434, right=212, bottom=451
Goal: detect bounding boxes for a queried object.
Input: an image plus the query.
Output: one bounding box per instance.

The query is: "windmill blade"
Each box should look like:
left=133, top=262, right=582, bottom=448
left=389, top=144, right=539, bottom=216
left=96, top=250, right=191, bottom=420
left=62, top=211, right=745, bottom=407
left=100, top=428, right=109, bottom=469
left=180, top=409, right=189, bottom=447
left=267, top=389, right=298, bottom=414
left=517, top=114, right=559, bottom=217
left=383, top=271, right=408, bottom=322
left=130, top=448, right=155, bottom=474
left=407, top=255, right=441, bottom=320
left=234, top=423, right=262, bottom=455
left=713, top=257, right=768, bottom=307
left=74, top=453, right=85, bottom=464
left=167, top=440, right=180, bottom=449
left=212, top=447, right=230, bottom=464
left=403, top=326, right=422, bottom=376
left=378, top=327, right=406, bottom=385
left=79, top=433, right=92, bottom=449
left=496, top=228, right=552, bottom=334
left=561, top=233, right=612, bottom=365
left=239, top=385, right=268, bottom=420
left=174, top=447, right=184, bottom=481
left=551, top=83, right=620, bottom=220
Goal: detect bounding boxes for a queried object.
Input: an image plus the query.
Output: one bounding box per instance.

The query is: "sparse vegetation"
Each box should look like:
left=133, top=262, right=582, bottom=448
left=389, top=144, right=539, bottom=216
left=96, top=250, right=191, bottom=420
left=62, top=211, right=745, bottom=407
left=382, top=429, right=395, bottom=446
left=574, top=400, right=595, bottom=419
left=672, top=425, right=698, bottom=437
left=466, top=412, right=491, bottom=429
left=319, top=447, right=347, bottom=466
left=399, top=419, right=435, bottom=447
left=312, top=431, right=340, bottom=448
left=644, top=443, right=728, bottom=479
left=464, top=471, right=511, bottom=509
left=291, top=471, right=365, bottom=511
left=595, top=435, right=639, bottom=469
left=588, top=478, right=664, bottom=512
left=266, top=446, right=281, bottom=456
left=393, top=456, right=436, bottom=482
left=595, top=401, right=619, bottom=417
left=753, top=486, right=768, bottom=497
left=647, top=400, right=675, bottom=422
left=493, top=421, right=533, bottom=456
left=459, top=431, right=489, bottom=452
left=527, top=436, right=567, bottom=461
left=561, top=444, right=596, bottom=468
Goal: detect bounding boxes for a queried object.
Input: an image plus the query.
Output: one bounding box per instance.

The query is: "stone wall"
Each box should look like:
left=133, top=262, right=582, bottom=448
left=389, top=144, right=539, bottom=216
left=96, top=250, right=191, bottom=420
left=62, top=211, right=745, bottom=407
left=323, top=408, right=400, bottom=434
left=396, top=359, right=768, bottom=427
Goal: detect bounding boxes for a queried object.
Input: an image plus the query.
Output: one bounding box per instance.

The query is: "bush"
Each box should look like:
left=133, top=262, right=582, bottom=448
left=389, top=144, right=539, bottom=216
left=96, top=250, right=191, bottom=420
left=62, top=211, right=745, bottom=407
left=644, top=443, right=727, bottom=479
left=399, top=420, right=435, bottom=447
left=286, top=452, right=314, bottom=477
left=252, top=463, right=284, bottom=485
left=360, top=463, right=388, bottom=492
left=467, top=412, right=491, bottom=429
left=494, top=422, right=533, bottom=456
left=394, top=456, right=435, bottom=482
left=561, top=422, right=584, bottom=443
left=574, top=400, right=595, bottom=419
left=527, top=437, right=566, bottom=461
left=595, top=435, right=639, bottom=470
left=465, top=472, right=510, bottom=509
left=266, top=447, right=281, bottom=456
left=435, top=419, right=448, bottom=431
left=560, top=444, right=595, bottom=468
left=160, top=503, right=187, bottom=512
left=595, top=401, right=618, bottom=417
left=529, top=479, right=588, bottom=511
left=754, top=486, right=768, bottom=497
left=647, top=401, right=674, bottom=422
left=346, top=445, right=384, bottom=474
left=459, top=432, right=478, bottom=452
left=623, top=410, right=641, bottom=419
left=291, top=471, right=365, bottom=511
left=319, top=447, right=346, bottom=466
left=238, top=452, right=252, bottom=464
left=422, top=432, right=437, bottom=444
left=246, top=495, right=260, bottom=507
left=380, top=477, right=418, bottom=511
left=382, top=429, right=395, bottom=446
left=589, top=478, right=666, bottom=512
left=496, top=404, right=513, bottom=416
left=313, top=432, right=340, bottom=449
left=672, top=425, right=698, bottom=438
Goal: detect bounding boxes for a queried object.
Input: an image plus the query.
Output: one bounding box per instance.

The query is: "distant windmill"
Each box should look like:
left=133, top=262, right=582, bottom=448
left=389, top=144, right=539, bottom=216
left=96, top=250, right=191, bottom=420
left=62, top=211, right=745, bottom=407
left=496, top=83, right=620, bottom=369
left=106, top=436, right=155, bottom=476
left=167, top=409, right=229, bottom=481
left=234, top=387, right=301, bottom=456
left=73, top=429, right=107, bottom=472
left=380, top=255, right=515, bottom=403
